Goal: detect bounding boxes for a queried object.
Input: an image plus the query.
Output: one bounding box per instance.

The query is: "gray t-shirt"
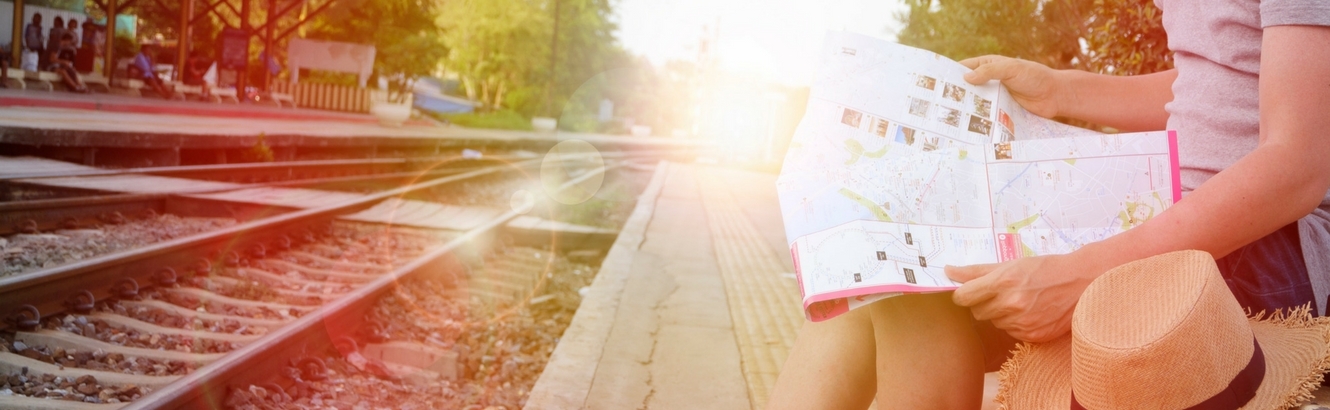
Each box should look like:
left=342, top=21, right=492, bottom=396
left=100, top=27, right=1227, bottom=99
left=1156, top=0, right=1330, bottom=314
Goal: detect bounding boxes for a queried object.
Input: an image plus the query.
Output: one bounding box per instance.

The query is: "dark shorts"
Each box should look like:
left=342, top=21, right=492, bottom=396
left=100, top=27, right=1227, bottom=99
left=973, top=222, right=1314, bottom=372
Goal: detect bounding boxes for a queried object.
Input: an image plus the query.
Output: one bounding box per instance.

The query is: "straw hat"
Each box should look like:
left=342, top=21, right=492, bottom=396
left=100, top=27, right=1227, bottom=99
left=996, top=250, right=1330, bottom=410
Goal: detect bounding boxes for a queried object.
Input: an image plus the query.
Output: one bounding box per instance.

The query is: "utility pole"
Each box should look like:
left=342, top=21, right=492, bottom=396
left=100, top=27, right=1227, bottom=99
left=542, top=0, right=561, bottom=117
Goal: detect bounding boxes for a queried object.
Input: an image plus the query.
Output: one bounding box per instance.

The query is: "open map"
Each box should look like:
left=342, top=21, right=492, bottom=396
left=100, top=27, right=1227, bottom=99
left=777, top=32, right=1180, bottom=322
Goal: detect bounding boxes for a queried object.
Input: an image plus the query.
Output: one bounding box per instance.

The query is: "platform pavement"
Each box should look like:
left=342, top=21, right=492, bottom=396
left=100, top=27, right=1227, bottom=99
left=0, top=89, right=698, bottom=154
left=526, top=162, right=804, bottom=410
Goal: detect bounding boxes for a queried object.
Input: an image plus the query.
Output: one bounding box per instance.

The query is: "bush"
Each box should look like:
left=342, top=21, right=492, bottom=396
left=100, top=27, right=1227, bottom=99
left=438, top=109, right=533, bottom=131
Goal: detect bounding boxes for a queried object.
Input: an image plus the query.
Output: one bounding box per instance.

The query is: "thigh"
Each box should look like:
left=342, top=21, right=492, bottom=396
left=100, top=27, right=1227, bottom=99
left=769, top=306, right=877, bottom=410
left=870, top=292, right=987, bottom=409
left=1216, top=222, right=1317, bottom=316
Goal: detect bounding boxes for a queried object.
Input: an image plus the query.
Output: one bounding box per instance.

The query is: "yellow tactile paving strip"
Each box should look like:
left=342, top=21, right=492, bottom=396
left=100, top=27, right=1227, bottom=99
left=698, top=171, right=805, bottom=410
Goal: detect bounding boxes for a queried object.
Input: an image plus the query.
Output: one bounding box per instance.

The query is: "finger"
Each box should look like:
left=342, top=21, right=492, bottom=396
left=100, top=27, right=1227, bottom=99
left=951, top=269, right=1003, bottom=307
left=968, top=297, right=1018, bottom=322
left=963, top=58, right=1020, bottom=85
left=958, top=55, right=1001, bottom=69
left=944, top=262, right=1002, bottom=283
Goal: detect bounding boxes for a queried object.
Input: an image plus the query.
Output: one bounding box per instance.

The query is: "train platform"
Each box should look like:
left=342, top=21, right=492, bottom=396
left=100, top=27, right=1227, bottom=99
left=0, top=88, right=699, bottom=168
left=527, top=162, right=804, bottom=410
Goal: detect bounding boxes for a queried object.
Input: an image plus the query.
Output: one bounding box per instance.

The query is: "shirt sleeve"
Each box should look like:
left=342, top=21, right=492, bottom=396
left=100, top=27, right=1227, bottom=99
left=133, top=54, right=152, bottom=72
left=1262, top=0, right=1330, bottom=27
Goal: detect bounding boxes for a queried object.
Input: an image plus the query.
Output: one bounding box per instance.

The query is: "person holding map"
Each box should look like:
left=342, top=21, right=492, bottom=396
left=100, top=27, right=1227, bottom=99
left=769, top=1, right=1330, bottom=408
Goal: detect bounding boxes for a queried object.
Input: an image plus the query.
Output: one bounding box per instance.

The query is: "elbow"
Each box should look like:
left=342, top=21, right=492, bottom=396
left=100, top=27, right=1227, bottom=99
left=1291, top=172, right=1330, bottom=217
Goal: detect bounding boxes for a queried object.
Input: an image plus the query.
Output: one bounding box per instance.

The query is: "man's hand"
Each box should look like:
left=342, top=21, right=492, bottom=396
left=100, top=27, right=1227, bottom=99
left=960, top=55, right=1067, bottom=119
left=945, top=252, right=1105, bottom=342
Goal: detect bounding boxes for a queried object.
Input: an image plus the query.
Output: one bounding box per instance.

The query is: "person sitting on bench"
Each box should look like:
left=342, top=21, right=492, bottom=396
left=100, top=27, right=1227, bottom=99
left=47, top=34, right=87, bottom=93
left=182, top=51, right=212, bottom=98
left=127, top=47, right=172, bottom=99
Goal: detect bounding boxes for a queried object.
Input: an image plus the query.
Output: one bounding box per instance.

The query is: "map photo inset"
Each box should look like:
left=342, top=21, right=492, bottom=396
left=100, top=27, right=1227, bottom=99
left=942, top=82, right=967, bottom=102
left=974, top=95, right=993, bottom=118
left=916, top=75, right=937, bottom=90
left=968, top=115, right=993, bottom=136
left=908, top=97, right=931, bottom=118
left=842, top=108, right=864, bottom=127
left=938, top=107, right=962, bottom=127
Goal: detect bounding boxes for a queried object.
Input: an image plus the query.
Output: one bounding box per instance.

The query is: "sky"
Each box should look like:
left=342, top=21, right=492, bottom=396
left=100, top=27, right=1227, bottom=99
left=614, top=0, right=907, bottom=87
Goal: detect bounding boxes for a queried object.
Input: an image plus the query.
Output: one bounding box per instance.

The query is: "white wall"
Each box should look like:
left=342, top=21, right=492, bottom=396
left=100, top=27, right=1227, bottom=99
left=1, top=3, right=134, bottom=50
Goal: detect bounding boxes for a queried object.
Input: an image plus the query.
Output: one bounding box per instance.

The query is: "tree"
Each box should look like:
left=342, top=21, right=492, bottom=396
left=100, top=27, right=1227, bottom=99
left=305, top=0, right=447, bottom=102
left=896, top=0, right=1172, bottom=76
left=437, top=0, right=548, bottom=111
left=438, top=0, right=627, bottom=129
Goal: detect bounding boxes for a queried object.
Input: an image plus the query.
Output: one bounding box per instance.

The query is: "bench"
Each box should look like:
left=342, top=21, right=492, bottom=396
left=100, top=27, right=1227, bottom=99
left=170, top=82, right=214, bottom=102
left=81, top=73, right=110, bottom=93
left=271, top=92, right=295, bottom=108
left=109, top=78, right=144, bottom=97
left=22, top=71, right=59, bottom=91
left=212, top=87, right=240, bottom=104
left=3, top=70, right=25, bottom=89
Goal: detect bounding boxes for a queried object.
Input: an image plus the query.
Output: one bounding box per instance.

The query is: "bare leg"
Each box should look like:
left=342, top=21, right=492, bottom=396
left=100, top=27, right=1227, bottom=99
left=870, top=292, right=986, bottom=409
left=57, top=69, right=79, bottom=90
left=768, top=306, right=876, bottom=410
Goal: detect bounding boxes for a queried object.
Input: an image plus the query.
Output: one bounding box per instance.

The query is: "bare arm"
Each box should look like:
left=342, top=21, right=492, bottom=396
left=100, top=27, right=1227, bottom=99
left=1057, top=69, right=1175, bottom=132
left=948, top=25, right=1330, bottom=342
left=961, top=57, right=1175, bottom=132
left=1082, top=24, right=1330, bottom=266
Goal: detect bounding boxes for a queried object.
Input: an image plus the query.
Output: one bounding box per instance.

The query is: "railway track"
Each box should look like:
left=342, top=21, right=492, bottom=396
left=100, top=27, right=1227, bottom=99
left=0, top=152, right=652, bottom=409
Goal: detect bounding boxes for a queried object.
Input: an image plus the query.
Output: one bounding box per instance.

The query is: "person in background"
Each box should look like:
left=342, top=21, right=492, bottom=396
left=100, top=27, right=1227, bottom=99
left=48, top=33, right=87, bottom=93
left=81, top=20, right=95, bottom=49
left=75, top=20, right=96, bottom=73
left=24, top=13, right=44, bottom=70
left=66, top=19, right=81, bottom=49
left=90, top=24, right=106, bottom=74
left=182, top=51, right=212, bottom=98
left=128, top=46, right=172, bottom=99
left=46, top=16, right=65, bottom=67
left=1, top=46, right=11, bottom=88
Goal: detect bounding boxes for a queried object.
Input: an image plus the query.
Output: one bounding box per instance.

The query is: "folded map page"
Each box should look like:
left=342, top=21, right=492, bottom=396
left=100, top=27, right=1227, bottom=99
left=777, top=32, right=1181, bottom=322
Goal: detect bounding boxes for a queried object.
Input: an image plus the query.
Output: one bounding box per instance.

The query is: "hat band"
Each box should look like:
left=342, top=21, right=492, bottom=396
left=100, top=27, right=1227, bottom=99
left=1070, top=337, right=1265, bottom=410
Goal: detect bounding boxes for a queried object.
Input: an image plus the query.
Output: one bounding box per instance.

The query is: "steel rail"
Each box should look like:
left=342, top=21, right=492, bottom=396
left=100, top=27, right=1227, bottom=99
left=0, top=159, right=541, bottom=326
left=123, top=164, right=618, bottom=410
left=0, top=159, right=503, bottom=235
left=0, top=158, right=413, bottom=181
left=128, top=207, right=520, bottom=409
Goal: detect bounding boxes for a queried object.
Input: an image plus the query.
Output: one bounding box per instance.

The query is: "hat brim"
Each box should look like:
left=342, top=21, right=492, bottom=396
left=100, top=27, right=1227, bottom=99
left=996, top=310, right=1330, bottom=410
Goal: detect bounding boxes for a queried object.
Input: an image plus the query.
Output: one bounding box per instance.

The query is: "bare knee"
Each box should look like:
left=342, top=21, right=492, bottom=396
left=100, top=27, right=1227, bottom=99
left=869, top=293, right=986, bottom=409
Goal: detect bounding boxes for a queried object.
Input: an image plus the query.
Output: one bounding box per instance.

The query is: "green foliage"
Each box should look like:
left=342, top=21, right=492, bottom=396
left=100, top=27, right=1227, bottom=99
left=1081, top=0, right=1172, bottom=75
left=241, top=133, right=275, bottom=162
left=112, top=33, right=137, bottom=62
left=896, top=0, right=1172, bottom=75
left=438, top=0, right=548, bottom=111
left=305, top=0, right=447, bottom=103
left=437, top=109, right=534, bottom=131
left=439, top=0, right=628, bottom=123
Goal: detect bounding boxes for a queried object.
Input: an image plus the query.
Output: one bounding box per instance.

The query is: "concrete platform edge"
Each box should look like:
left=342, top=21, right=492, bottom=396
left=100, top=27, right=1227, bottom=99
left=523, top=160, right=672, bottom=410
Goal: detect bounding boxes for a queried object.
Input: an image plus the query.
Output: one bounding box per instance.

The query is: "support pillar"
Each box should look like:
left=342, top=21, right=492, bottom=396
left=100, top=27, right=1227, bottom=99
left=262, top=0, right=274, bottom=90
left=175, top=0, right=193, bottom=81
left=237, top=0, right=249, bottom=98
left=104, top=0, right=117, bottom=80
left=10, top=0, right=22, bottom=64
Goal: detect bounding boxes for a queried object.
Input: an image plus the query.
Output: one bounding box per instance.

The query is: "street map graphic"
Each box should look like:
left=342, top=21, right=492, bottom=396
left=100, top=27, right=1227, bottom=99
left=778, top=32, right=1181, bottom=322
